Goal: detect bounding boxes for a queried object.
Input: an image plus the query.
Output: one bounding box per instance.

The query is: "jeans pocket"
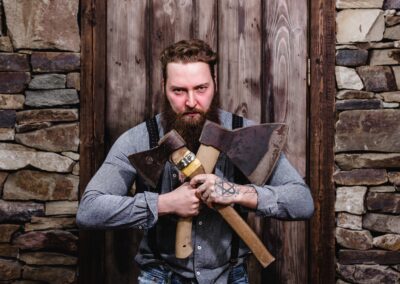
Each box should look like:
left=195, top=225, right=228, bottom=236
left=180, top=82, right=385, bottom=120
left=228, top=265, right=249, bottom=284
left=138, top=268, right=167, bottom=284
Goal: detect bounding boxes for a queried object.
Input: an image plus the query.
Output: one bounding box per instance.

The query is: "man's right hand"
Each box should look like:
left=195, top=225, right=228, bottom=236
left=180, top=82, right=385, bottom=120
left=157, top=182, right=200, bottom=217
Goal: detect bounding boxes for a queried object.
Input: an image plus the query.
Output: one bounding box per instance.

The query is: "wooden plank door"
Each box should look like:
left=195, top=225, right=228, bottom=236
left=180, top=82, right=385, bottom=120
left=80, top=0, right=310, bottom=283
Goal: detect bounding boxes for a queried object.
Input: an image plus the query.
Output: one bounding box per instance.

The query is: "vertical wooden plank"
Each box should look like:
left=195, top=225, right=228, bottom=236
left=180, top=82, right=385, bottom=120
left=218, top=0, right=262, bottom=121
left=194, top=0, right=218, bottom=51
left=105, top=1, right=149, bottom=283
left=263, top=0, right=307, bottom=176
left=218, top=1, right=263, bottom=283
left=79, top=0, right=107, bottom=283
left=309, top=0, right=336, bottom=283
left=262, top=0, right=309, bottom=283
left=150, top=0, right=194, bottom=115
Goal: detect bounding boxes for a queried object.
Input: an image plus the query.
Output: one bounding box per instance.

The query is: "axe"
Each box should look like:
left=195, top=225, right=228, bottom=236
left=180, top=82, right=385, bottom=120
left=129, top=121, right=287, bottom=267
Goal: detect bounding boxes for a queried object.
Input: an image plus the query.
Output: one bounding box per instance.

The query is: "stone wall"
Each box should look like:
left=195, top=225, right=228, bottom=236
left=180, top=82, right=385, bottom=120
left=0, top=0, right=80, bottom=283
left=335, top=0, right=400, bottom=283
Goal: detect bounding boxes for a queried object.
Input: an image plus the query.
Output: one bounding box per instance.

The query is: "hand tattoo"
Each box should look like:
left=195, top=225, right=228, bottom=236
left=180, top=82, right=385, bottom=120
left=214, top=178, right=239, bottom=197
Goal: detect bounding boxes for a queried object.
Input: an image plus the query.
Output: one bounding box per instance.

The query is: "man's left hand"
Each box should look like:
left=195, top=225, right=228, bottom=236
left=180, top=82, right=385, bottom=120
left=190, top=174, right=258, bottom=209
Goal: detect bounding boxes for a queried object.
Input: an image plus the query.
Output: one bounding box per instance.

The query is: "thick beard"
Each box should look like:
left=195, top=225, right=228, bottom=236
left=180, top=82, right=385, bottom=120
left=161, top=93, right=220, bottom=153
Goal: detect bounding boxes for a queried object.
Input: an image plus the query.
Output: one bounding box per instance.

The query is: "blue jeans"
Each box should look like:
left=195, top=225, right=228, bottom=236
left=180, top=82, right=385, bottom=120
left=138, top=264, right=249, bottom=284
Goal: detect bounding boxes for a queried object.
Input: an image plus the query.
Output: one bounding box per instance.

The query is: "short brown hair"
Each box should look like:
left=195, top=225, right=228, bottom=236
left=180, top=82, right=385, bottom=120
left=160, top=39, right=217, bottom=83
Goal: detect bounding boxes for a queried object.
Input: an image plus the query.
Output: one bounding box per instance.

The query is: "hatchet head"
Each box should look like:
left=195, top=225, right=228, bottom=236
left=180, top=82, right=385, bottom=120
left=128, top=130, right=186, bottom=188
left=199, top=120, right=288, bottom=186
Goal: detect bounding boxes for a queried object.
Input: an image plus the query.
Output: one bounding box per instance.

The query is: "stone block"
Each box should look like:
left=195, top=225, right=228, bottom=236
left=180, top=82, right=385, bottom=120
left=16, top=109, right=78, bottom=125
left=28, top=74, right=66, bottom=89
left=357, top=41, right=394, bottom=49
left=0, top=37, right=13, bottom=52
left=335, top=186, right=367, bottom=214
left=15, top=123, right=79, bottom=152
left=3, top=170, right=79, bottom=201
left=31, top=52, right=80, bottom=73
left=336, top=0, right=384, bottom=8
left=374, top=234, right=400, bottom=251
left=336, top=228, right=373, bottom=250
left=13, top=230, right=77, bottom=253
left=333, top=169, right=387, bottom=185
left=381, top=91, right=400, bottom=102
left=66, top=72, right=80, bottom=91
left=370, top=185, right=396, bottom=192
left=336, top=110, right=400, bottom=152
left=20, top=252, right=77, bottom=265
left=386, top=15, right=400, bottom=26
left=0, top=244, right=19, bottom=258
left=0, top=224, right=20, bottom=242
left=62, top=152, right=79, bottom=161
left=337, top=212, right=362, bottom=230
left=335, top=99, right=382, bottom=110
left=0, top=94, right=25, bottom=109
left=0, top=53, right=29, bottom=71
left=337, top=264, right=400, bottom=283
left=363, top=213, right=400, bottom=233
left=384, top=0, right=400, bottom=9
left=25, top=89, right=79, bottom=107
left=0, top=171, right=8, bottom=193
left=336, top=90, right=375, bottom=99
left=383, top=102, right=399, bottom=108
left=392, top=66, right=400, bottom=89
left=0, top=128, right=15, bottom=141
left=370, top=49, right=400, bottom=65
left=384, top=25, right=400, bottom=40
left=336, top=9, right=384, bottom=43
left=366, top=192, right=400, bottom=213
left=45, top=201, right=78, bottom=216
left=0, top=259, right=21, bottom=280
left=335, top=66, right=363, bottom=90
left=23, top=265, right=76, bottom=284
left=357, top=66, right=397, bottom=92
left=336, top=153, right=400, bottom=170
left=388, top=172, right=400, bottom=185
left=3, top=0, right=79, bottom=52
left=0, top=200, right=44, bottom=223
left=0, top=110, right=16, bottom=128
left=339, top=250, right=400, bottom=265
left=336, top=49, right=368, bottom=67
left=72, top=162, right=79, bottom=176
left=25, top=216, right=76, bottom=232
left=0, top=72, right=30, bottom=93
left=16, top=122, right=52, bottom=133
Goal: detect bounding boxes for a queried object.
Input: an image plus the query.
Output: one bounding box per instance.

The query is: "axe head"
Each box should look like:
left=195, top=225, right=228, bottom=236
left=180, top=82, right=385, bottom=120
left=199, top=120, right=288, bottom=186
left=128, top=130, right=186, bottom=188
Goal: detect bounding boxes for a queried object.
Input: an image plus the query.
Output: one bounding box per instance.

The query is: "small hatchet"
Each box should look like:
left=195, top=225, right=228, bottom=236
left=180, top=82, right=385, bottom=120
left=129, top=120, right=287, bottom=268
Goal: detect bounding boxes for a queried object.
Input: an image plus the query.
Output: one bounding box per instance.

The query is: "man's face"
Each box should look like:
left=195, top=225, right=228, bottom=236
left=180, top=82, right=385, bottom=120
left=164, top=62, right=215, bottom=124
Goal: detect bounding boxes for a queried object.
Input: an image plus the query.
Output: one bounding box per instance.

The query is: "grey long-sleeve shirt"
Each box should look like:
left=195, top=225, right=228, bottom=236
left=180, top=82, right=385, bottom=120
left=76, top=109, right=314, bottom=284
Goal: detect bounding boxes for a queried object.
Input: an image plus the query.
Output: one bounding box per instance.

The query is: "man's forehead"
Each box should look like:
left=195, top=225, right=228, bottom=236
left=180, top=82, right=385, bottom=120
left=166, top=62, right=213, bottom=85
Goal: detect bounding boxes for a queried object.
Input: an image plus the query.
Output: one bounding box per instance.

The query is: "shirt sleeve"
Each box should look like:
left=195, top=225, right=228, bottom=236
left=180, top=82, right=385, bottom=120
left=252, top=153, right=314, bottom=219
left=76, top=129, right=159, bottom=230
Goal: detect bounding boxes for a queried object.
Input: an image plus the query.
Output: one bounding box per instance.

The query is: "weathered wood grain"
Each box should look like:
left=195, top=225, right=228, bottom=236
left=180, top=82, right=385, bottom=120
left=309, top=0, right=336, bottom=283
left=262, top=0, right=309, bottom=283
left=105, top=1, right=149, bottom=283
left=107, top=0, right=149, bottom=145
left=218, top=0, right=262, bottom=121
left=79, top=0, right=106, bottom=283
left=264, top=0, right=307, bottom=176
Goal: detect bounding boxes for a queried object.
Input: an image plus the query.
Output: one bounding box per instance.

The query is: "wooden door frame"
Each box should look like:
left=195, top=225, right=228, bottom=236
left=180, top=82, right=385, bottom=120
left=79, top=0, right=336, bottom=283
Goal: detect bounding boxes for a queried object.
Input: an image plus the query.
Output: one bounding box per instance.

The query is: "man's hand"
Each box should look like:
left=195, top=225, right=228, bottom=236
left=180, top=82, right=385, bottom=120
left=190, top=174, right=258, bottom=209
left=158, top=182, right=200, bottom=217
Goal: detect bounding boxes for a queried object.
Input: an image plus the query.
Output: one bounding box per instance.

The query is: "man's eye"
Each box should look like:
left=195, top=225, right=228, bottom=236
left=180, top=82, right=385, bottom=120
left=173, top=89, right=184, bottom=94
left=197, top=86, right=207, bottom=92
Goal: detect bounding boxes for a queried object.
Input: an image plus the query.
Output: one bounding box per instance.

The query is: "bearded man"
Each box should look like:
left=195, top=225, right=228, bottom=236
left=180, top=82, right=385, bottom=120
left=77, top=39, right=314, bottom=284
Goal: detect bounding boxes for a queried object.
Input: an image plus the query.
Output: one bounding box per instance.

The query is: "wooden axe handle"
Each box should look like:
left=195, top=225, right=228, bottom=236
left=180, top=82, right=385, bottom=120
left=173, top=145, right=275, bottom=267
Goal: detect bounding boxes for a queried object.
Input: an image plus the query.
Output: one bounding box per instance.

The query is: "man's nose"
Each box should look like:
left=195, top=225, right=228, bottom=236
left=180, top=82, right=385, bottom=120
left=186, top=92, right=197, bottom=108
